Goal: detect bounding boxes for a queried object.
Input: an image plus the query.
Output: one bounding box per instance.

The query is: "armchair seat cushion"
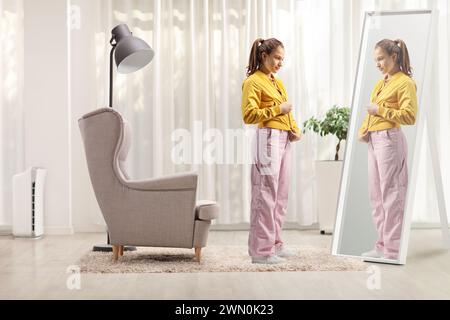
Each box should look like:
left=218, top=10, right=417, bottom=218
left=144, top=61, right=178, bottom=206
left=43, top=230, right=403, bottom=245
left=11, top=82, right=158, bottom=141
left=195, top=200, right=219, bottom=221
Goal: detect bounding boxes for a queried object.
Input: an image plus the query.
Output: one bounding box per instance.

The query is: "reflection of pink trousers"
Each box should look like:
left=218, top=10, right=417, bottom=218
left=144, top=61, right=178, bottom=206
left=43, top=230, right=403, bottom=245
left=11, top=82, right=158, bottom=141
left=368, top=128, right=408, bottom=259
left=249, top=128, right=291, bottom=257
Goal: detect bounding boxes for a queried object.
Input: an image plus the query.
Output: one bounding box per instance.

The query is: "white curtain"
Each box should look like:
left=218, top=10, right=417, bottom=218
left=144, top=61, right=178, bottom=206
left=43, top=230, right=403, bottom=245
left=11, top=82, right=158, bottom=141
left=0, top=0, right=24, bottom=228
left=71, top=0, right=449, bottom=226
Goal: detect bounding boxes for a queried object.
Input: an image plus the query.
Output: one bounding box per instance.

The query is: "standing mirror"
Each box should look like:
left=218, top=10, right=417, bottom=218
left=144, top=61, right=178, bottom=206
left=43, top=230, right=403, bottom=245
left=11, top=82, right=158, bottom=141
left=332, top=10, right=434, bottom=265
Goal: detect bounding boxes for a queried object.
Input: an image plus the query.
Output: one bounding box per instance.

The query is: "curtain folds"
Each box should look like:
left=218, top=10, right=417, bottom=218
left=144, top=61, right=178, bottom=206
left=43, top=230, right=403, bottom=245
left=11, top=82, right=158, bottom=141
left=0, top=0, right=24, bottom=227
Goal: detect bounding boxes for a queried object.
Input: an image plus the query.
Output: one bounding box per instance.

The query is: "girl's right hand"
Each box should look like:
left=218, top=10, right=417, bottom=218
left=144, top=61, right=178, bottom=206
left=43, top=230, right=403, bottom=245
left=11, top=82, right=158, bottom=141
left=280, top=102, right=293, bottom=114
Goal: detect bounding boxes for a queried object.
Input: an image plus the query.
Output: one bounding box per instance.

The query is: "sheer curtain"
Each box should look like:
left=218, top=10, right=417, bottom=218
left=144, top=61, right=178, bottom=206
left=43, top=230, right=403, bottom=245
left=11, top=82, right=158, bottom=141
left=73, top=0, right=449, bottom=227
left=0, top=0, right=24, bottom=230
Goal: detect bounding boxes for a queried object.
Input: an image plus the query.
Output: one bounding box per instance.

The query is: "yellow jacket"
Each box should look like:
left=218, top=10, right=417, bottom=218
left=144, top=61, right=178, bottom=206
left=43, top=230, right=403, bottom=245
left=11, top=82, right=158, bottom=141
left=359, top=71, right=417, bottom=136
left=241, top=70, right=300, bottom=134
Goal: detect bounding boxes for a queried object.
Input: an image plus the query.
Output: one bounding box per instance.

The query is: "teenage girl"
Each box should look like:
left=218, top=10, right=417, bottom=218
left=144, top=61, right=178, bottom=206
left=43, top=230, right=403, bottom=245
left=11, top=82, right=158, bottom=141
left=241, top=38, right=301, bottom=264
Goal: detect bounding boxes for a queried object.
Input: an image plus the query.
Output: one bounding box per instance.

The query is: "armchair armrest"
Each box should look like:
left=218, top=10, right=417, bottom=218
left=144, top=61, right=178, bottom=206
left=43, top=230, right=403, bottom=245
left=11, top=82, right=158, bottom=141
left=123, top=171, right=198, bottom=191
left=195, top=200, right=220, bottom=221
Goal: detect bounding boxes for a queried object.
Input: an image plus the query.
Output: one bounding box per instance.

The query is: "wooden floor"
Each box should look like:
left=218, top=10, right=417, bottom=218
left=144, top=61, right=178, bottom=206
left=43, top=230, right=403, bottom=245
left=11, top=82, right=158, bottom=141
left=0, top=229, right=449, bottom=300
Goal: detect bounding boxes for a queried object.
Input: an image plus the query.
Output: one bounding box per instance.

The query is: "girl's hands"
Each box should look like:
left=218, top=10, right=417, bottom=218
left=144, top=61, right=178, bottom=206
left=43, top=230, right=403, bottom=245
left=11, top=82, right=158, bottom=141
left=366, top=103, right=378, bottom=115
left=279, top=102, right=300, bottom=142
left=289, top=131, right=302, bottom=142
left=280, top=102, right=293, bottom=114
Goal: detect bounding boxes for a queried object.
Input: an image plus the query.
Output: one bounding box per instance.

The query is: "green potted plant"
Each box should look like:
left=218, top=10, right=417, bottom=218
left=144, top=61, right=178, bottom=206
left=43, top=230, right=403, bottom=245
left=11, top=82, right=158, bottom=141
left=303, top=105, right=351, bottom=161
left=302, top=105, right=351, bottom=234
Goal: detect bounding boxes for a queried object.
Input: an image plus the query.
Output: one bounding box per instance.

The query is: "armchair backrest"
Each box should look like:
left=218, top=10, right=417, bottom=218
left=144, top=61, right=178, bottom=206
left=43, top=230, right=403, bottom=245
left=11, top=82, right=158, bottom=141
left=78, top=109, right=125, bottom=229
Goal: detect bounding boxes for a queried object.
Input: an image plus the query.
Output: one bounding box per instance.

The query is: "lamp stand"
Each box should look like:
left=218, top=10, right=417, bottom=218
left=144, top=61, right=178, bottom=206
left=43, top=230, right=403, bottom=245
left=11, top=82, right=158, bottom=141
left=109, top=40, right=116, bottom=108
left=92, top=233, right=136, bottom=252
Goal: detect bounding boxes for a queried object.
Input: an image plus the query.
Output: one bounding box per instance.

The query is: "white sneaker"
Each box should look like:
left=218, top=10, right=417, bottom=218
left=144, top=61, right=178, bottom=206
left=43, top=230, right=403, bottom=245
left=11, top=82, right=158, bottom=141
left=381, top=254, right=398, bottom=260
left=361, top=249, right=383, bottom=258
left=251, top=255, right=286, bottom=264
left=275, top=246, right=296, bottom=258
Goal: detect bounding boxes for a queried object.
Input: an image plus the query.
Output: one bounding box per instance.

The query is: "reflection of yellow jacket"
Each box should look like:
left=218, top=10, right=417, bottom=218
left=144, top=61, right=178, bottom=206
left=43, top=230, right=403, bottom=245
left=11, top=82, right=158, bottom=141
left=241, top=70, right=300, bottom=134
left=359, top=71, right=417, bottom=136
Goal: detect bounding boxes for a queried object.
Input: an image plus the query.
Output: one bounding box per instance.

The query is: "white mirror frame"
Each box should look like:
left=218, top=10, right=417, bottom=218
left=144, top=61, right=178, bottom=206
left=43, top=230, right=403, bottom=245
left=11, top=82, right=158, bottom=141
left=331, top=10, right=436, bottom=265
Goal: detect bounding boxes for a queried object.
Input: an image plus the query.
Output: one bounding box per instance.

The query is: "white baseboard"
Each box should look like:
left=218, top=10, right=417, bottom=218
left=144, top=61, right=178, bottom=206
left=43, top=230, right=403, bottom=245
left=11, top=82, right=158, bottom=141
left=210, top=222, right=448, bottom=231
left=44, top=226, right=74, bottom=235
left=65, top=222, right=450, bottom=234
left=0, top=225, right=12, bottom=236
left=2, top=225, right=78, bottom=236
left=411, top=222, right=450, bottom=229
left=210, top=222, right=319, bottom=231
left=73, top=224, right=107, bottom=233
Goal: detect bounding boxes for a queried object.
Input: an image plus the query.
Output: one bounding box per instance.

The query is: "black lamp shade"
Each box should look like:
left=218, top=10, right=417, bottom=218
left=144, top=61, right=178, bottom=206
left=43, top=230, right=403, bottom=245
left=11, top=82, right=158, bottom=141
left=112, top=24, right=154, bottom=74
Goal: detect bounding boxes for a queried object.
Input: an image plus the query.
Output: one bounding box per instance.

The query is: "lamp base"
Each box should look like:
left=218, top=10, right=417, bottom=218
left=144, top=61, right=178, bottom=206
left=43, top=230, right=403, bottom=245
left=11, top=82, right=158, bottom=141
left=92, top=244, right=137, bottom=252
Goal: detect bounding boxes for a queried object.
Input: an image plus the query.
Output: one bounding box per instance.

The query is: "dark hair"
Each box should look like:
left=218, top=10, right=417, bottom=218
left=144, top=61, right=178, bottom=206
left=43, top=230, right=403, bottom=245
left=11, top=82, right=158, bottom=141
left=246, top=38, right=284, bottom=77
left=375, top=39, right=412, bottom=77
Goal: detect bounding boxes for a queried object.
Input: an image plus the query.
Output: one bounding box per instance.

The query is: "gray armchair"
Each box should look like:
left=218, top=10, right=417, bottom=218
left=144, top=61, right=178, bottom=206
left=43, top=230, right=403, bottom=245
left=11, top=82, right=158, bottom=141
left=78, top=108, right=219, bottom=262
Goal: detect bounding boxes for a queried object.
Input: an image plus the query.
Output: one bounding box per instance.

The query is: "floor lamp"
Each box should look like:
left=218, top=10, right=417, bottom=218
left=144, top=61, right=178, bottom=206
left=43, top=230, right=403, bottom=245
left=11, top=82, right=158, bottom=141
left=93, top=24, right=154, bottom=252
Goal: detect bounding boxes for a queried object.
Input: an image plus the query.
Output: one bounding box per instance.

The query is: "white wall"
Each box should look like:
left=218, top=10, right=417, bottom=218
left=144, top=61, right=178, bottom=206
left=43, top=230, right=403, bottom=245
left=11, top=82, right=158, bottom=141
left=23, top=0, right=72, bottom=234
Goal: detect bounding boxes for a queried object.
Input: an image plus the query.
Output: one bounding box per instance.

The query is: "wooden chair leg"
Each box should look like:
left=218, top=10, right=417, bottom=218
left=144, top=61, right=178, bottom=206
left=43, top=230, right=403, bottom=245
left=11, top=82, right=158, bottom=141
left=195, top=247, right=202, bottom=263
left=112, top=245, right=119, bottom=262
left=119, top=245, right=124, bottom=257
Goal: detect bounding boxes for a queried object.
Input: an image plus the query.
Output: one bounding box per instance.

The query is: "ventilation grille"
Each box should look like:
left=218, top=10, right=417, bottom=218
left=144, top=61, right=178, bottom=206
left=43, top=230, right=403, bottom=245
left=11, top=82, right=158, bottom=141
left=32, top=182, right=35, bottom=232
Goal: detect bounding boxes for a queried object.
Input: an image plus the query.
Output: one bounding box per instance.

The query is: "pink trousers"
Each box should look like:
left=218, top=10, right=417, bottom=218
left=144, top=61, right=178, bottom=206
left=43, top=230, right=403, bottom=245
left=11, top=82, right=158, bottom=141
left=368, top=128, right=408, bottom=259
left=249, top=128, right=291, bottom=257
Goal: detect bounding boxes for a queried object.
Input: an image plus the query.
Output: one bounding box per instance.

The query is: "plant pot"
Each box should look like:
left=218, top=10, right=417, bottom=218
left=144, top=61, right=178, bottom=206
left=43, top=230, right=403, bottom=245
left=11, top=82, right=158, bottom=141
left=316, top=160, right=343, bottom=234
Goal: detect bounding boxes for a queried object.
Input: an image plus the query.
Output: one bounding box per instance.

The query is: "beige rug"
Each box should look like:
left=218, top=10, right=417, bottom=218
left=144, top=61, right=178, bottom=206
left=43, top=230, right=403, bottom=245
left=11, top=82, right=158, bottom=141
left=78, top=245, right=367, bottom=273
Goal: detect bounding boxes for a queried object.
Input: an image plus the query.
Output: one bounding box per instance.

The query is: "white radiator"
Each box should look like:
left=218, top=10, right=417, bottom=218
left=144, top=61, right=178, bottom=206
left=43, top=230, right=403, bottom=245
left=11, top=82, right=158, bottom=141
left=12, top=167, right=46, bottom=238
